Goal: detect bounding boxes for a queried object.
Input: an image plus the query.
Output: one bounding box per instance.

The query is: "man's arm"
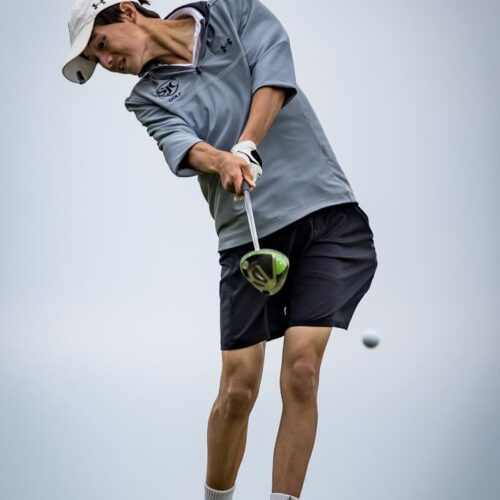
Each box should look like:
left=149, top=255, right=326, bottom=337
left=238, top=86, right=286, bottom=146
left=186, top=86, right=285, bottom=194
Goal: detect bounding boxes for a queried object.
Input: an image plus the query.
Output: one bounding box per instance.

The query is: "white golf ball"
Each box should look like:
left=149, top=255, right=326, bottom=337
left=362, top=329, right=380, bottom=348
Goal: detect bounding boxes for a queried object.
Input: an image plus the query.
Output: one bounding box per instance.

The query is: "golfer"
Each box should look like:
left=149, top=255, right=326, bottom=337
left=63, top=1, right=378, bottom=499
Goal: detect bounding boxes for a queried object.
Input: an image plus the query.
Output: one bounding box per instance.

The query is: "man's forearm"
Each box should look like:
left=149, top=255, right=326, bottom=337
left=185, top=141, right=257, bottom=193
left=185, top=141, right=223, bottom=174
left=238, top=86, right=286, bottom=146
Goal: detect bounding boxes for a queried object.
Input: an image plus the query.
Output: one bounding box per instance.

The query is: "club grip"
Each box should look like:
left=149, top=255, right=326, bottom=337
left=242, top=180, right=251, bottom=193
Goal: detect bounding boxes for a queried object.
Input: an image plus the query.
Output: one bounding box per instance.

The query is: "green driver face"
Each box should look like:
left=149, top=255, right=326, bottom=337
left=240, top=249, right=289, bottom=296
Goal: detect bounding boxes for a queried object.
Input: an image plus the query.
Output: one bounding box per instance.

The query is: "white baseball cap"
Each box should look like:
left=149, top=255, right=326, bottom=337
left=62, top=0, right=126, bottom=84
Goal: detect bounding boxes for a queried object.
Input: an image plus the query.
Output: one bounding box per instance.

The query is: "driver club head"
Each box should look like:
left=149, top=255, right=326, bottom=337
left=240, top=249, right=289, bottom=296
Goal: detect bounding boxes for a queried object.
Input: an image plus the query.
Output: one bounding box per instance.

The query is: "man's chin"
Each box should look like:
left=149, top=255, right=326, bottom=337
left=127, top=61, right=140, bottom=76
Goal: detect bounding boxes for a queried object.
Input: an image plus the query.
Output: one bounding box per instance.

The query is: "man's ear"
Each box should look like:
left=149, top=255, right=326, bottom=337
left=119, top=2, right=138, bottom=22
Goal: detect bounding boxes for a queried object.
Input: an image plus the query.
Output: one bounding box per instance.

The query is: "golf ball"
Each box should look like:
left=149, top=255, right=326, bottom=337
left=362, top=329, right=380, bottom=348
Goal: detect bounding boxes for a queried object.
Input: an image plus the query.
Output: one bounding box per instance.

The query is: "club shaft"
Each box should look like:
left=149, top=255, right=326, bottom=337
left=242, top=181, right=260, bottom=251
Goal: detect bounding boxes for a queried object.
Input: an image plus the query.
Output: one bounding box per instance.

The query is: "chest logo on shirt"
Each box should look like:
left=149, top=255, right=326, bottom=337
left=156, top=79, right=182, bottom=102
left=207, top=26, right=234, bottom=56
left=218, top=37, right=233, bottom=53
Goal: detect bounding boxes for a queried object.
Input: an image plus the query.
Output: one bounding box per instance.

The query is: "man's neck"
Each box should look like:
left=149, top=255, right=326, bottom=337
left=144, top=17, right=196, bottom=65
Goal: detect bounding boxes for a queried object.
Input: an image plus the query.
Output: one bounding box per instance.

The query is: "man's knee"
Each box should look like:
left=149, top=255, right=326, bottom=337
left=218, top=341, right=265, bottom=418
left=218, top=384, right=258, bottom=419
left=281, top=360, right=318, bottom=402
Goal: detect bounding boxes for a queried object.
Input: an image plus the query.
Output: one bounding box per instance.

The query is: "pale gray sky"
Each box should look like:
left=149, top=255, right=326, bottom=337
left=1, top=1, right=499, bottom=499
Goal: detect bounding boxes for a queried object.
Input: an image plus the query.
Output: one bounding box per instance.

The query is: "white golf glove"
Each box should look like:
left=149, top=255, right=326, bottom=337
left=230, top=140, right=263, bottom=201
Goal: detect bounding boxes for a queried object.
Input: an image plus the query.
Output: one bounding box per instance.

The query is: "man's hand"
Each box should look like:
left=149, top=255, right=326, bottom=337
left=217, top=151, right=256, bottom=198
left=185, top=140, right=262, bottom=198
left=230, top=140, right=263, bottom=201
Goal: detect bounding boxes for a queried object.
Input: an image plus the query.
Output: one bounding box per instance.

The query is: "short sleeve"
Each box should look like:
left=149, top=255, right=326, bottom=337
left=124, top=98, right=204, bottom=177
left=237, top=0, right=298, bottom=107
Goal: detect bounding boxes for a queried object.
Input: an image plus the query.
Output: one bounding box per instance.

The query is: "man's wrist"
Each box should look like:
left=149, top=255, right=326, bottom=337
left=238, top=135, right=259, bottom=147
left=235, top=139, right=258, bottom=148
left=210, top=147, right=225, bottom=174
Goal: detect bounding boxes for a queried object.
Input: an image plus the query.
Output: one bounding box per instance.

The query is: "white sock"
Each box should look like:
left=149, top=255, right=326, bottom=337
left=270, top=493, right=300, bottom=500
left=205, top=483, right=236, bottom=500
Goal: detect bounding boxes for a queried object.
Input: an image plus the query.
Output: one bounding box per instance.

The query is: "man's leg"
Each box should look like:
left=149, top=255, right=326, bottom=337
left=206, top=340, right=266, bottom=491
left=272, top=326, right=332, bottom=498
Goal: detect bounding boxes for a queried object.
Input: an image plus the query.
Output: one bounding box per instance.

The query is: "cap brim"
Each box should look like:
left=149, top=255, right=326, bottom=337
left=62, top=22, right=97, bottom=84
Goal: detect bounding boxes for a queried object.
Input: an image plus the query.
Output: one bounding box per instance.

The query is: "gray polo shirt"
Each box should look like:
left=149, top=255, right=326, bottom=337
left=125, top=0, right=357, bottom=251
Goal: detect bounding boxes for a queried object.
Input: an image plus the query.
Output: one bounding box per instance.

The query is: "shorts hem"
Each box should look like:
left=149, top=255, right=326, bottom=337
left=220, top=337, right=268, bottom=351
left=287, top=320, right=350, bottom=330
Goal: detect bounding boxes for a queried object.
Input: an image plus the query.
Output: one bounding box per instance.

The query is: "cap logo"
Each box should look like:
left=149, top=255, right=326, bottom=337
left=92, top=0, right=106, bottom=9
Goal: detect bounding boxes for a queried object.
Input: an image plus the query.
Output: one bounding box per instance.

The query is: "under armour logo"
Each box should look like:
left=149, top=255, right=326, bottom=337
left=92, top=0, right=106, bottom=9
left=220, top=37, right=233, bottom=53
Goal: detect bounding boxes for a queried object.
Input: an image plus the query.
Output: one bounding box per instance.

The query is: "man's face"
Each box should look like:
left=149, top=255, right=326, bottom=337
left=82, top=20, right=147, bottom=75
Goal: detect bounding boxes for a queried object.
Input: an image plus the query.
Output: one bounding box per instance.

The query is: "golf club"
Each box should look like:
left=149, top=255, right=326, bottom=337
left=239, top=180, right=290, bottom=295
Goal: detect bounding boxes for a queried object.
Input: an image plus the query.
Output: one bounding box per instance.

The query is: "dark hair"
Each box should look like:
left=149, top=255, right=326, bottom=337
left=94, top=1, right=160, bottom=26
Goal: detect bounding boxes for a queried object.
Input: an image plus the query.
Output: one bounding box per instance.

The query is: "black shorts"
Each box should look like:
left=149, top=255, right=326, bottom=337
left=218, top=202, right=378, bottom=350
